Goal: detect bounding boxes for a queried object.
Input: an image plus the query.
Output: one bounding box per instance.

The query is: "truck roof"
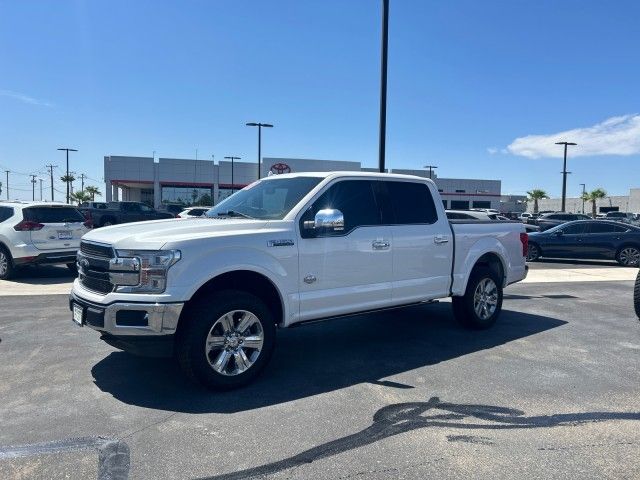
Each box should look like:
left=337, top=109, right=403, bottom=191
left=264, top=171, right=435, bottom=183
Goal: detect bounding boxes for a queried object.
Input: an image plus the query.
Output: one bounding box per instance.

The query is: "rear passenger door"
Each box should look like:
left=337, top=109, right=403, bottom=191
left=583, top=222, right=629, bottom=259
left=382, top=181, right=453, bottom=304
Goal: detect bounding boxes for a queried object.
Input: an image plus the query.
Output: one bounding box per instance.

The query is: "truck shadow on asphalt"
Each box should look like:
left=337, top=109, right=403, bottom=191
left=91, top=303, right=567, bottom=414
left=195, top=396, right=640, bottom=480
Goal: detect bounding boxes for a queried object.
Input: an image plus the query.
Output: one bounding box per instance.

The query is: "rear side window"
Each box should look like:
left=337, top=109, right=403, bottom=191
left=0, top=206, right=14, bottom=222
left=561, top=223, right=587, bottom=234
left=23, top=207, right=85, bottom=223
left=586, top=222, right=628, bottom=234
left=385, top=181, right=438, bottom=225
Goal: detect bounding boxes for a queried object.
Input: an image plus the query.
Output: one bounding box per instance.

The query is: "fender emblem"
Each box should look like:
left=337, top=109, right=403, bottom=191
left=267, top=239, right=294, bottom=247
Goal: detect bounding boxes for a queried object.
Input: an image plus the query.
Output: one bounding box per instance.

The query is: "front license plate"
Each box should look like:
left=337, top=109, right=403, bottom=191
left=72, top=303, right=84, bottom=326
left=58, top=230, right=72, bottom=240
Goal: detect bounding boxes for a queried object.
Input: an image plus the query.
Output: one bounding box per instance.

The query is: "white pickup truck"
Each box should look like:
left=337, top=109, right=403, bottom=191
left=70, top=172, right=528, bottom=389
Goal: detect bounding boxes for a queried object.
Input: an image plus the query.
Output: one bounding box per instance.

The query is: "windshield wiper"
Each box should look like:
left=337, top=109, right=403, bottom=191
left=215, top=210, right=254, bottom=219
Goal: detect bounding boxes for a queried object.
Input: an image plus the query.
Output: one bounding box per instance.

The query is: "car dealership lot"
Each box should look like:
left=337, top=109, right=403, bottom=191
left=1, top=265, right=639, bottom=479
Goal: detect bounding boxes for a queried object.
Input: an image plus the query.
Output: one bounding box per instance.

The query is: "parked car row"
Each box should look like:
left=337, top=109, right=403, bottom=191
left=446, top=210, right=540, bottom=232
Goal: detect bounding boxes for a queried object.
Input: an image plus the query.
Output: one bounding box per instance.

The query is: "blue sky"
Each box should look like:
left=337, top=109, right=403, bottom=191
left=1, top=0, right=639, bottom=201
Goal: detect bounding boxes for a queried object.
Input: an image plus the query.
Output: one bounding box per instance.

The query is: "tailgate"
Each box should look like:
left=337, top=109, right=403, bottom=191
left=23, top=206, right=87, bottom=250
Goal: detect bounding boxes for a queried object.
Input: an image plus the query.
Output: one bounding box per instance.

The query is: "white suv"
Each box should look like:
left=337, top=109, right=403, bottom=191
left=0, top=201, right=90, bottom=279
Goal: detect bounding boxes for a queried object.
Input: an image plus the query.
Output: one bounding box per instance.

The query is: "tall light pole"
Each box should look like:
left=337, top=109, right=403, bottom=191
left=224, top=156, right=241, bottom=193
left=57, top=147, right=77, bottom=204
left=555, top=141, right=576, bottom=212
left=246, top=122, right=273, bottom=179
left=579, top=183, right=586, bottom=214
left=378, top=0, right=389, bottom=173
left=4, top=170, right=8, bottom=200
left=424, top=164, right=438, bottom=179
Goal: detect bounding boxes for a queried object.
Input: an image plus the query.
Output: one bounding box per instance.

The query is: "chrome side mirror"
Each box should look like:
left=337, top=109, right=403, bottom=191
left=303, top=208, right=344, bottom=232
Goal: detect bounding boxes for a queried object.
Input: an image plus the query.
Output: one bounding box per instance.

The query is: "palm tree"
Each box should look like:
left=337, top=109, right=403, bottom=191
left=526, top=189, right=549, bottom=214
left=60, top=174, right=76, bottom=195
left=84, top=185, right=101, bottom=201
left=581, top=188, right=607, bottom=218
left=70, top=190, right=91, bottom=205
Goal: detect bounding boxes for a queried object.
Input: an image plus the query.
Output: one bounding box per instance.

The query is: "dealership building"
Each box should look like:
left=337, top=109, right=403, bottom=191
left=527, top=188, right=640, bottom=214
left=104, top=155, right=503, bottom=210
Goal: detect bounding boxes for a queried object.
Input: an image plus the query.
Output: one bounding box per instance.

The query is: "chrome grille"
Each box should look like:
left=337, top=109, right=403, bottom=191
left=80, top=241, right=113, bottom=259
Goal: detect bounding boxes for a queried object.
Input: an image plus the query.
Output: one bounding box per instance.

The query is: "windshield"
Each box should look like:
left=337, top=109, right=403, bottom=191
left=207, top=177, right=323, bottom=220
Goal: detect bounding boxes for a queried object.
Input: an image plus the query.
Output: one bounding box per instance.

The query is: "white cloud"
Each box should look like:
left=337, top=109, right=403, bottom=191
left=506, top=114, right=640, bottom=159
left=487, top=147, right=498, bottom=154
left=0, top=89, right=53, bottom=107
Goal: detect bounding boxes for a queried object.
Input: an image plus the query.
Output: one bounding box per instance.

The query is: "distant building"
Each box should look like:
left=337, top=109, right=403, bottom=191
left=104, top=155, right=502, bottom=209
left=527, top=188, right=640, bottom=214
left=500, top=195, right=527, bottom=214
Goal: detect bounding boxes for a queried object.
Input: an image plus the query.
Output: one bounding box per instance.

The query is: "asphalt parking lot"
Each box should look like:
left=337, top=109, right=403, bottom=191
left=1, top=262, right=639, bottom=479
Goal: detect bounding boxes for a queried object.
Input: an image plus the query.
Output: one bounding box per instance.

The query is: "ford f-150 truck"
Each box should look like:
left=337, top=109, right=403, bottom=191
left=70, top=172, right=528, bottom=389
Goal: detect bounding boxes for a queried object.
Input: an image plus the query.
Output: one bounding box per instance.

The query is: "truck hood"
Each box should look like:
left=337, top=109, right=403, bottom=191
left=82, top=217, right=270, bottom=250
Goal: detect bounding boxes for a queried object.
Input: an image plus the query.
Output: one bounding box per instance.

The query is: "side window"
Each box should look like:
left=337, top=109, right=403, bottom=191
left=561, top=223, right=587, bottom=234
left=587, top=222, right=620, bottom=234
left=0, top=206, right=14, bottom=222
left=301, top=180, right=380, bottom=236
left=140, top=204, right=152, bottom=212
left=385, top=181, right=438, bottom=225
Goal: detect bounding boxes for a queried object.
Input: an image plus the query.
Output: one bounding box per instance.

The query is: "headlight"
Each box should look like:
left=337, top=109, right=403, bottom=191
left=114, top=249, right=181, bottom=293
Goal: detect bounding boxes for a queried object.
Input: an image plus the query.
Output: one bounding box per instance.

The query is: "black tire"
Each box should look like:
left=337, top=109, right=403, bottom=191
left=616, top=246, right=640, bottom=267
left=634, top=270, right=640, bottom=319
left=452, top=266, right=503, bottom=329
left=101, top=218, right=116, bottom=227
left=0, top=245, right=15, bottom=280
left=66, top=262, right=78, bottom=275
left=526, top=243, right=541, bottom=262
left=176, top=290, right=276, bottom=390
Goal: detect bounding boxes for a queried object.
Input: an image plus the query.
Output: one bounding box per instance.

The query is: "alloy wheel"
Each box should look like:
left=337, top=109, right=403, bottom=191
left=205, top=310, right=264, bottom=376
left=526, top=244, right=539, bottom=261
left=619, top=247, right=640, bottom=266
left=0, top=251, right=7, bottom=276
left=473, top=278, right=498, bottom=320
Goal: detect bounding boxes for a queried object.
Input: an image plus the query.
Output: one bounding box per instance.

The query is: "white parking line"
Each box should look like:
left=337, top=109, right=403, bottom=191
left=523, top=267, right=638, bottom=283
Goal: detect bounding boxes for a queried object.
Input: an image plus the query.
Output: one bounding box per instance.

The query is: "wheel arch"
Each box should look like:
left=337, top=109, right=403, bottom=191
left=181, top=270, right=285, bottom=330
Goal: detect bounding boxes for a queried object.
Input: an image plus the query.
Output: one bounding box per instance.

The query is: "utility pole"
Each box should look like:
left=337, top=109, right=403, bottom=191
left=224, top=156, right=241, bottom=193
left=378, top=0, right=390, bottom=173
left=57, top=147, right=78, bottom=204
left=424, top=165, right=438, bottom=180
left=39, top=179, right=43, bottom=201
left=580, top=183, right=586, bottom=214
left=555, top=141, right=577, bottom=212
left=4, top=170, right=8, bottom=200
left=46, top=164, right=57, bottom=202
left=30, top=175, right=37, bottom=201
left=79, top=173, right=85, bottom=192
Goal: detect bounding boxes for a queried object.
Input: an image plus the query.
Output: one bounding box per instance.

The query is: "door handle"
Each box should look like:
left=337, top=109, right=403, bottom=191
left=372, top=240, right=390, bottom=250
left=434, top=235, right=449, bottom=244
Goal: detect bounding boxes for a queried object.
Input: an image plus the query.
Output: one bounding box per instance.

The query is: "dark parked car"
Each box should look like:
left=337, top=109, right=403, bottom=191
left=79, top=201, right=174, bottom=227
left=605, top=211, right=637, bottom=225
left=157, top=203, right=185, bottom=218
left=537, top=212, right=591, bottom=231
left=527, top=220, right=640, bottom=266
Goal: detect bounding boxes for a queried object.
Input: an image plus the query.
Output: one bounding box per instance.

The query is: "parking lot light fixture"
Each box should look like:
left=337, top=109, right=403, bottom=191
left=224, top=156, right=241, bottom=193
left=555, top=141, right=577, bottom=212
left=246, top=123, right=273, bottom=180
left=424, top=165, right=438, bottom=179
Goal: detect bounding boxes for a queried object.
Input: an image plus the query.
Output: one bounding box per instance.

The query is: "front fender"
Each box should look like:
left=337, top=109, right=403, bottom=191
left=452, top=238, right=509, bottom=296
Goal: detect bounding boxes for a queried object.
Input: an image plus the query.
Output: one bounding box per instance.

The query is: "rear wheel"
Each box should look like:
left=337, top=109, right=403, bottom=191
left=176, top=290, right=276, bottom=390
left=526, top=243, right=540, bottom=262
left=0, top=247, right=14, bottom=280
left=452, top=266, right=503, bottom=329
left=616, top=246, right=640, bottom=267
left=101, top=218, right=116, bottom=227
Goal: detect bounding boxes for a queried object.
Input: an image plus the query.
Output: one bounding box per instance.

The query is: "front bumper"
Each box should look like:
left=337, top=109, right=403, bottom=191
left=69, top=290, right=184, bottom=337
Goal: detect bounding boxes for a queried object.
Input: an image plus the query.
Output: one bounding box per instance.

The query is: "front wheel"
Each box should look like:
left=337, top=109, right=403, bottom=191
left=452, top=267, right=503, bottom=329
left=616, top=246, right=640, bottom=267
left=176, top=290, right=276, bottom=390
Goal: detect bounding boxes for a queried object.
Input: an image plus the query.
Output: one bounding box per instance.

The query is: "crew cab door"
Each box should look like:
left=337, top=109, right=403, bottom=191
left=380, top=180, right=453, bottom=304
left=297, top=179, right=392, bottom=321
